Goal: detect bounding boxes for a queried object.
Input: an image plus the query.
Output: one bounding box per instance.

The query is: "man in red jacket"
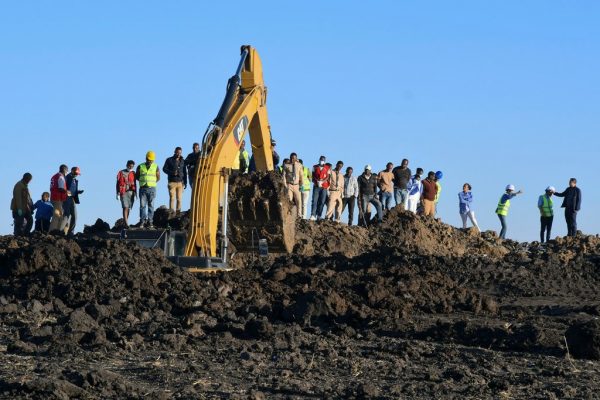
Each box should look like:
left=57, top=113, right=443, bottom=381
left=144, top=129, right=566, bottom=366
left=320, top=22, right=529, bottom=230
left=309, top=156, right=331, bottom=220
left=116, top=160, right=137, bottom=228
left=49, top=164, right=69, bottom=232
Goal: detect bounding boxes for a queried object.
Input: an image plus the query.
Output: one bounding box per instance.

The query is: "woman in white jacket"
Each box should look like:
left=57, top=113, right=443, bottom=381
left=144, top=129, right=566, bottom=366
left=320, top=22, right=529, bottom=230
left=406, top=169, right=423, bottom=213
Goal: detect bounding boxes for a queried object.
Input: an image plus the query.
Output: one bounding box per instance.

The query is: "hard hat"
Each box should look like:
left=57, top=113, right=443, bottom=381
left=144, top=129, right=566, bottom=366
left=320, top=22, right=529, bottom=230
left=365, top=164, right=372, bottom=170
left=146, top=151, right=156, bottom=161
left=546, top=186, right=556, bottom=192
left=73, top=167, right=81, bottom=176
left=435, top=171, right=443, bottom=180
left=506, top=184, right=516, bottom=191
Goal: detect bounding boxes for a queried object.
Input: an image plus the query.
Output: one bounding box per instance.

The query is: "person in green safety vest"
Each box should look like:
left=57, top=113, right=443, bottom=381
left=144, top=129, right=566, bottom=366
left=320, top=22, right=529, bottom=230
left=538, top=186, right=555, bottom=243
left=299, top=159, right=311, bottom=219
left=136, top=150, right=160, bottom=228
left=495, top=184, right=522, bottom=239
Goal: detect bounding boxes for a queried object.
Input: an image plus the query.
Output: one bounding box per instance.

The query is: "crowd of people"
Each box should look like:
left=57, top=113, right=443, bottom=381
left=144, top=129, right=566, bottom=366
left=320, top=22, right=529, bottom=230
left=9, top=139, right=583, bottom=243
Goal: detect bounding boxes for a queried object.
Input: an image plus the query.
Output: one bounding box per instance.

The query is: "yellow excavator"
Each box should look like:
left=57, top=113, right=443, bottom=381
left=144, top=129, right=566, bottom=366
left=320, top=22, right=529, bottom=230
left=114, top=45, right=294, bottom=269
left=168, top=45, right=296, bottom=270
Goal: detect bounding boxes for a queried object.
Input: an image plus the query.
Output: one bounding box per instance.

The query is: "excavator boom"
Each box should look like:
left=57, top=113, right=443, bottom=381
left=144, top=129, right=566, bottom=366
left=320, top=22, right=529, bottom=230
left=184, top=46, right=295, bottom=266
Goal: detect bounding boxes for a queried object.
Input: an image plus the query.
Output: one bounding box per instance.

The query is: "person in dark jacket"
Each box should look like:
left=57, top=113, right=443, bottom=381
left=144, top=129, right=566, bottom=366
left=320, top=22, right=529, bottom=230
left=357, top=165, right=383, bottom=226
left=33, top=192, right=53, bottom=233
left=63, top=166, right=83, bottom=236
left=391, top=159, right=412, bottom=209
left=184, top=142, right=200, bottom=189
left=11, top=173, right=34, bottom=236
left=163, top=147, right=188, bottom=215
left=553, top=178, right=582, bottom=237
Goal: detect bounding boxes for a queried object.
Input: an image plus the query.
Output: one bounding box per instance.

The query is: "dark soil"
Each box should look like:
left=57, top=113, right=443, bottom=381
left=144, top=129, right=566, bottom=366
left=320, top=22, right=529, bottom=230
left=1, top=207, right=600, bottom=399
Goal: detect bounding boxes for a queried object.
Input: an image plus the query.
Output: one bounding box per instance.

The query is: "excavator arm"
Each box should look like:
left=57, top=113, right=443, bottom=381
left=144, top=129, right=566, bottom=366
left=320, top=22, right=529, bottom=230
left=185, top=46, right=294, bottom=262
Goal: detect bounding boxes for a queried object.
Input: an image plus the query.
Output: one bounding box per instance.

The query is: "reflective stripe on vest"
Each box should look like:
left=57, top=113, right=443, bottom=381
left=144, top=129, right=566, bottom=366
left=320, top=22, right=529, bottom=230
left=540, top=195, right=553, bottom=217
left=496, top=196, right=510, bottom=216
left=139, top=163, right=158, bottom=187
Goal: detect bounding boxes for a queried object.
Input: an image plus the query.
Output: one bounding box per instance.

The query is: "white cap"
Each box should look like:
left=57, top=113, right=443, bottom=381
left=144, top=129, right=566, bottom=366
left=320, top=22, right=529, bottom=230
left=506, top=184, right=516, bottom=191
left=365, top=164, right=372, bottom=171
left=546, top=186, right=556, bottom=192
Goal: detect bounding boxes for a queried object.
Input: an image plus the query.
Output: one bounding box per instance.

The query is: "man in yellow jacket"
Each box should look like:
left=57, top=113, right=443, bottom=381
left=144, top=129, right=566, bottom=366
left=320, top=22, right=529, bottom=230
left=136, top=151, right=160, bottom=228
left=11, top=173, right=34, bottom=236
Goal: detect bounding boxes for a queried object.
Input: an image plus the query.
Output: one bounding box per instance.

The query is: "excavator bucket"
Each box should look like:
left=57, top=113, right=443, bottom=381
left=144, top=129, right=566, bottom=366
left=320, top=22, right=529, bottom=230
left=227, top=171, right=296, bottom=254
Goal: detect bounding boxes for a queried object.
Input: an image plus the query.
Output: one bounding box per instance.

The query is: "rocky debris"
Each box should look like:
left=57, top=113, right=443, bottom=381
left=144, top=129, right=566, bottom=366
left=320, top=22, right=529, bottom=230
left=1, top=209, right=600, bottom=397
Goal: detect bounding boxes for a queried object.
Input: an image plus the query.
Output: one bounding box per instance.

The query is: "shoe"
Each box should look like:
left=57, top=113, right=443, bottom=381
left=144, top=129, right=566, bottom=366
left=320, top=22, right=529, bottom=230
left=148, top=224, right=154, bottom=229
left=309, top=216, right=316, bottom=221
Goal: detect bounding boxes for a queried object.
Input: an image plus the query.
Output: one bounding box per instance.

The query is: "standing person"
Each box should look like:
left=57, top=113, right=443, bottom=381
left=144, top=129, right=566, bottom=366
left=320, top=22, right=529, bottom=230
left=342, top=167, right=359, bottom=226
left=538, top=186, right=555, bottom=243
left=434, top=171, right=443, bottom=215
left=163, top=147, right=187, bottom=215
left=458, top=183, right=480, bottom=230
left=137, top=151, right=160, bottom=228
left=357, top=165, right=383, bottom=225
left=421, top=171, right=438, bottom=217
left=392, top=159, right=412, bottom=209
left=325, top=161, right=345, bottom=222
left=63, top=167, right=83, bottom=236
left=49, top=165, right=69, bottom=232
left=406, top=168, right=423, bottom=213
left=378, top=162, right=394, bottom=211
left=282, top=153, right=304, bottom=217
left=116, top=160, right=137, bottom=228
left=33, top=192, right=53, bottom=233
left=309, top=156, right=331, bottom=220
left=553, top=178, right=582, bottom=237
left=299, top=159, right=311, bottom=219
left=184, top=143, right=200, bottom=189
left=238, top=140, right=250, bottom=174
left=495, top=184, right=523, bottom=239
left=11, top=173, right=34, bottom=236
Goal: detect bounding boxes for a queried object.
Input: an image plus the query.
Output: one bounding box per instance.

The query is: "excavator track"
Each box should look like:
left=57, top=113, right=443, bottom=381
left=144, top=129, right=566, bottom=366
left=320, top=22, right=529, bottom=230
left=228, top=171, right=296, bottom=254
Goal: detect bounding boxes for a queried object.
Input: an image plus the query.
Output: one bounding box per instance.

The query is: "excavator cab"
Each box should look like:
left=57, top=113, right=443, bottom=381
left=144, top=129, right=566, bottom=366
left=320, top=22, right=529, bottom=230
left=168, top=46, right=296, bottom=271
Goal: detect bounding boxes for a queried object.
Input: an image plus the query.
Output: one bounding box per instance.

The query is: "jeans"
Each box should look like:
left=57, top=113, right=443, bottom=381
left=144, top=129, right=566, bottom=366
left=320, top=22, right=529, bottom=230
left=540, top=215, right=553, bottom=243
left=62, top=197, right=77, bottom=235
left=358, top=194, right=383, bottom=226
left=380, top=192, right=393, bottom=211
left=139, top=187, right=157, bottom=223
left=13, top=210, right=33, bottom=236
left=498, top=214, right=507, bottom=239
left=311, top=187, right=328, bottom=218
left=342, top=197, right=356, bottom=226
left=394, top=188, right=408, bottom=209
left=565, top=209, right=577, bottom=236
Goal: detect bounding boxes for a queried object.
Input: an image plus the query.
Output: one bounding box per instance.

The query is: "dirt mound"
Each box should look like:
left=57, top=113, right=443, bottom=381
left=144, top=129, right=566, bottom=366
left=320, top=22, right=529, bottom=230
left=2, top=208, right=600, bottom=397
left=377, top=207, right=509, bottom=259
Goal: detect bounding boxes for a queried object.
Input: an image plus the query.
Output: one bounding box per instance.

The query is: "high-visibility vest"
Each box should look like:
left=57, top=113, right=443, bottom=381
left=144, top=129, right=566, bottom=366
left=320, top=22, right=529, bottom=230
left=301, top=166, right=311, bottom=191
left=539, top=195, right=553, bottom=217
left=435, top=181, right=442, bottom=203
left=139, top=163, right=158, bottom=187
left=496, top=195, right=510, bottom=216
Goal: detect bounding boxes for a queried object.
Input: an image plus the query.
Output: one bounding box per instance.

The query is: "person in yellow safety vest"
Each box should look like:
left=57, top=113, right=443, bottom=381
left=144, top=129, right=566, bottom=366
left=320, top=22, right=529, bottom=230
left=233, top=140, right=250, bottom=174
left=299, top=159, right=311, bottom=219
left=538, top=186, right=555, bottom=243
left=495, top=184, right=522, bottom=239
left=434, top=171, right=443, bottom=216
left=136, top=150, right=160, bottom=228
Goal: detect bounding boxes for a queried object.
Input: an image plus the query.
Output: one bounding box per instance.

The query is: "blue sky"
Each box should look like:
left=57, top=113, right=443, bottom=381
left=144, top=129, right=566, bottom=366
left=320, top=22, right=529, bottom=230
left=1, top=1, right=598, bottom=241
